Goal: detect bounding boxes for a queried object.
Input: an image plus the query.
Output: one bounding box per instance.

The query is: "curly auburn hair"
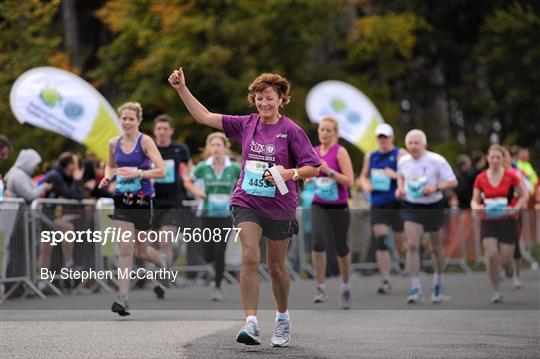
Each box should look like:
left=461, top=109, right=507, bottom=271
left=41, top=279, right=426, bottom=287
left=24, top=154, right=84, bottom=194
left=247, top=73, right=291, bottom=107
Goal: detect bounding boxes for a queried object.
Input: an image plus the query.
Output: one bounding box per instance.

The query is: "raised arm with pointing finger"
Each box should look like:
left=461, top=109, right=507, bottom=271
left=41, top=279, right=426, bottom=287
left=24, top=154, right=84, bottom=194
left=168, top=67, right=223, bottom=130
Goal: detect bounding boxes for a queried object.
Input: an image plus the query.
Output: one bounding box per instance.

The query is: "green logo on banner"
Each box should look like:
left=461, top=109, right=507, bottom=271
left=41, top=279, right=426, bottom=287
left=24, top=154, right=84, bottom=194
left=330, top=98, right=346, bottom=113
left=39, top=87, right=62, bottom=107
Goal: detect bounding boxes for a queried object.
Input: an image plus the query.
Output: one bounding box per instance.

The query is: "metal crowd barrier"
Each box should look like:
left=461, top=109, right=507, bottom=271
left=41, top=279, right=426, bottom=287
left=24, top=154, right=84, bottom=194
left=95, top=197, right=150, bottom=291
left=95, top=199, right=241, bottom=287
left=3, top=197, right=540, bottom=302
left=294, top=207, right=540, bottom=277
left=172, top=201, right=267, bottom=285
left=1, top=198, right=45, bottom=299
left=30, top=198, right=97, bottom=297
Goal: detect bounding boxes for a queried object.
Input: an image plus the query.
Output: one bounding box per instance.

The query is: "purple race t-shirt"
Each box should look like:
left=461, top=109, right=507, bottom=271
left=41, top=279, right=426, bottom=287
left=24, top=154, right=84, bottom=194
left=223, top=113, right=320, bottom=220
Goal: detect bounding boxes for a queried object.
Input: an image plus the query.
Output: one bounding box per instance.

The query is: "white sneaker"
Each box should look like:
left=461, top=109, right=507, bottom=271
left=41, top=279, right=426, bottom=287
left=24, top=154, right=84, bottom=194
left=431, top=282, right=445, bottom=303
left=491, top=291, right=503, bottom=303
left=377, top=280, right=392, bottom=294
left=340, top=289, right=351, bottom=310
left=513, top=275, right=523, bottom=289
left=313, top=287, right=327, bottom=303
left=211, top=287, right=223, bottom=301
left=407, top=286, right=423, bottom=304
left=271, top=318, right=290, bottom=347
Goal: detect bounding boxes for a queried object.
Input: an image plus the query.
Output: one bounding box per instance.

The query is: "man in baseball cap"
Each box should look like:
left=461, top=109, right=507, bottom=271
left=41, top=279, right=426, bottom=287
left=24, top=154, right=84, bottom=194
left=375, top=123, right=394, bottom=138
left=360, top=123, right=406, bottom=294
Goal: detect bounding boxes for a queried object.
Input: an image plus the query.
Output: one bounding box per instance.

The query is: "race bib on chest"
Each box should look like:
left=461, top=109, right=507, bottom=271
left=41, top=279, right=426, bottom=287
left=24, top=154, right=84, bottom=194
left=155, top=159, right=175, bottom=184
left=485, top=197, right=508, bottom=218
left=406, top=176, right=427, bottom=199
left=116, top=167, right=142, bottom=193
left=370, top=169, right=391, bottom=192
left=315, top=177, right=339, bottom=201
left=241, top=160, right=276, bottom=197
left=207, top=193, right=231, bottom=217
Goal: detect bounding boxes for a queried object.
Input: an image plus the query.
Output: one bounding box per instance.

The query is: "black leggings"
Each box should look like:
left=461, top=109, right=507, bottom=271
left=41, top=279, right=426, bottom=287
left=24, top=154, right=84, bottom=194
left=311, top=203, right=350, bottom=257
left=201, top=216, right=232, bottom=288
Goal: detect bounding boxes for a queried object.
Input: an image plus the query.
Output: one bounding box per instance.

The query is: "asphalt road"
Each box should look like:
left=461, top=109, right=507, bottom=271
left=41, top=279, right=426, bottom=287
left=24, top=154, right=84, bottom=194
left=1, top=271, right=539, bottom=358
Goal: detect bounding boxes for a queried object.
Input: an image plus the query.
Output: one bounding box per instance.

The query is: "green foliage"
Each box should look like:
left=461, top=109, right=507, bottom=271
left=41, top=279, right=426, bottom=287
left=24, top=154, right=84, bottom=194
left=347, top=13, right=430, bottom=80
left=90, top=0, right=350, bottom=152
left=1, top=0, right=539, bottom=174
left=473, top=3, right=540, bottom=148
left=0, top=0, right=77, bottom=173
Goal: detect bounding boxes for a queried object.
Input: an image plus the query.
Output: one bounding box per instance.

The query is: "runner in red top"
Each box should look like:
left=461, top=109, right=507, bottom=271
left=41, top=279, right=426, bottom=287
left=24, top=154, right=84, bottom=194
left=471, top=145, right=527, bottom=303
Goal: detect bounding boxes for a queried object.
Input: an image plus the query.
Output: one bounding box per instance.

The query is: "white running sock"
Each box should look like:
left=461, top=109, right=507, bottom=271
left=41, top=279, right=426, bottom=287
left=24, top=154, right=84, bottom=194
left=246, top=315, right=258, bottom=324
left=341, top=282, right=351, bottom=292
left=276, top=310, right=289, bottom=321
left=317, top=283, right=326, bottom=291
left=411, top=276, right=421, bottom=289
left=433, top=273, right=442, bottom=285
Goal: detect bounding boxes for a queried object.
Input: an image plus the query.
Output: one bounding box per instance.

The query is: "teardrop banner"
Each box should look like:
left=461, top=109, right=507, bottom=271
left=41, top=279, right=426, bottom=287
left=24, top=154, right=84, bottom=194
left=306, top=80, right=384, bottom=153
left=9, top=67, right=121, bottom=160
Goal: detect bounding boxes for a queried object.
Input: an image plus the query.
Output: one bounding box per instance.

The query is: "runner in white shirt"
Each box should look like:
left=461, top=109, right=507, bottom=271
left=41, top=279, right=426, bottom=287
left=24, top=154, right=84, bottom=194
left=396, top=129, right=458, bottom=304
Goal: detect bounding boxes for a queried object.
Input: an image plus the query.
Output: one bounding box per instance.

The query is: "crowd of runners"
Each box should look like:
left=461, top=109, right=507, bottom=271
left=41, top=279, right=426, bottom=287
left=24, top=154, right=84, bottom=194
left=1, top=68, right=539, bottom=348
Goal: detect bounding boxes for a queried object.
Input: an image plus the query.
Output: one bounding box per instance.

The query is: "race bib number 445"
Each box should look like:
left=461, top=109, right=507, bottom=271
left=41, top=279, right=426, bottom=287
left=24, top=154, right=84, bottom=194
left=241, top=160, right=276, bottom=197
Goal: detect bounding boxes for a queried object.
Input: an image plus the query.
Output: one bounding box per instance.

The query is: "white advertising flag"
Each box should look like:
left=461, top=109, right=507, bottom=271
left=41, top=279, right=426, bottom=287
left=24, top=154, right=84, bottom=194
left=10, top=67, right=120, bottom=160
left=306, top=80, right=384, bottom=153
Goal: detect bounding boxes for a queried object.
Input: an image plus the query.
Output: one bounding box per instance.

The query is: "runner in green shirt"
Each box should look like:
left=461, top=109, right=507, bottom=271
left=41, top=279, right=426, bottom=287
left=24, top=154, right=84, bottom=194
left=186, top=132, right=240, bottom=301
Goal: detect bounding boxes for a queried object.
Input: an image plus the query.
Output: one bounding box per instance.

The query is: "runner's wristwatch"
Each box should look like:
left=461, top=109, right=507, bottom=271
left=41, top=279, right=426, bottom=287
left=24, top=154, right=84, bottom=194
left=292, top=168, right=300, bottom=181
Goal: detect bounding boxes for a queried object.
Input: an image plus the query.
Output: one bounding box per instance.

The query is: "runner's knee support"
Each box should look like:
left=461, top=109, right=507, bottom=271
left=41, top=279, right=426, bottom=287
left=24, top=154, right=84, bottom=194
left=376, top=235, right=388, bottom=251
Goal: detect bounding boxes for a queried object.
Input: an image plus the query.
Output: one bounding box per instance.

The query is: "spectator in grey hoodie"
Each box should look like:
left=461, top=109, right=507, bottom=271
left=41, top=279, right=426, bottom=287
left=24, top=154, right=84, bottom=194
left=5, top=149, right=52, bottom=202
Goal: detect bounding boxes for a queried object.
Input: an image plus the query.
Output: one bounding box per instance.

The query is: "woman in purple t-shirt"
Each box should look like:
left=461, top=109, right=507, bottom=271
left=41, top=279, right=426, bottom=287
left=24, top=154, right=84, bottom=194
left=311, top=117, right=354, bottom=309
left=169, top=68, right=320, bottom=347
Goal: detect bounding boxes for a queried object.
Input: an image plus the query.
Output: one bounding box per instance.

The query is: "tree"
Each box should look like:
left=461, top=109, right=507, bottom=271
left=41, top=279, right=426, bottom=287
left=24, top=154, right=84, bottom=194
left=90, top=0, right=351, bottom=155
left=473, top=3, right=540, bottom=154
left=0, top=0, right=72, bottom=173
